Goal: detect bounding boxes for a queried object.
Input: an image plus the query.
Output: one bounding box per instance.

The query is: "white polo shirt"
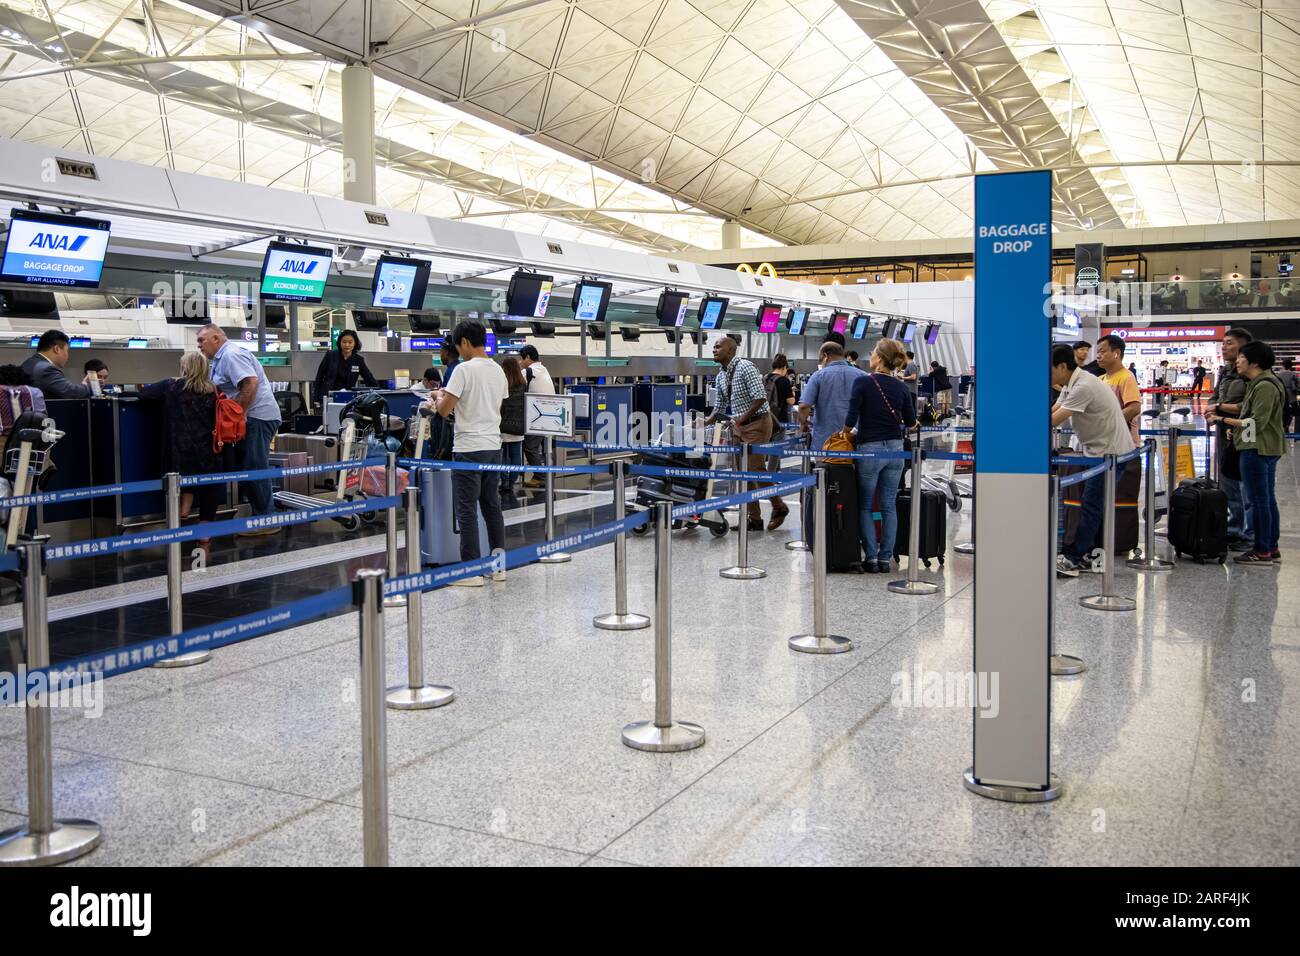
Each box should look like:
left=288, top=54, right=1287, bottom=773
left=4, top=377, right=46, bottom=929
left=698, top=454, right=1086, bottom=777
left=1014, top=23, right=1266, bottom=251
left=444, top=356, right=508, bottom=453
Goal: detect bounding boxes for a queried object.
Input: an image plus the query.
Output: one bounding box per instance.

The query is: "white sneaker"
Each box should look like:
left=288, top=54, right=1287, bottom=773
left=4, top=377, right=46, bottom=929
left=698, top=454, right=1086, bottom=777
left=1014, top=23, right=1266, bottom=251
left=452, top=575, right=485, bottom=588
left=492, top=568, right=506, bottom=583
left=1055, top=555, right=1080, bottom=578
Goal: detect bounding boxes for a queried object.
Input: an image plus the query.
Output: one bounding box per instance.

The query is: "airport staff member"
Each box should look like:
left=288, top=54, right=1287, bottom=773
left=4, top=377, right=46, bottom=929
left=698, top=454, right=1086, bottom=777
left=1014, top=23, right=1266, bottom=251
left=197, top=323, right=282, bottom=531
left=20, top=330, right=95, bottom=399
left=312, top=329, right=378, bottom=407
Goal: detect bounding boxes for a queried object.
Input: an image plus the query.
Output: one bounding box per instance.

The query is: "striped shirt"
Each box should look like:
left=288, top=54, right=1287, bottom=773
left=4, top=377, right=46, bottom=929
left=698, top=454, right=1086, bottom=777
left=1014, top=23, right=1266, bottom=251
left=715, top=358, right=769, bottom=418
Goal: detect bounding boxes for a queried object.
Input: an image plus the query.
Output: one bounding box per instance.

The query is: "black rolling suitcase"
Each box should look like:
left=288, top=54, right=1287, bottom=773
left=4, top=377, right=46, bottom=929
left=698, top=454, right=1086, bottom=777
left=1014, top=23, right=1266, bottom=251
left=824, top=463, right=861, bottom=572
left=895, top=484, right=947, bottom=568
left=1167, top=477, right=1228, bottom=564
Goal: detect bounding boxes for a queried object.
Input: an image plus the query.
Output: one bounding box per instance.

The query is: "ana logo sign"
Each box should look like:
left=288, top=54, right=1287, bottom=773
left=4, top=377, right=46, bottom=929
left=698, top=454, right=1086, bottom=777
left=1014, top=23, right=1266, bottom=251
left=279, top=259, right=317, bottom=275
left=27, top=232, right=89, bottom=252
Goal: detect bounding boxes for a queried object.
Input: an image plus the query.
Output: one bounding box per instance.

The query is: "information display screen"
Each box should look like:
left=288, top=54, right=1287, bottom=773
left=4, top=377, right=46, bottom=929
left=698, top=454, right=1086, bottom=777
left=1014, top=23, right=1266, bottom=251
left=901, top=320, right=916, bottom=343
left=353, top=309, right=388, bottom=330
left=657, top=289, right=690, bottom=327
left=756, top=303, right=781, bottom=333
left=572, top=280, right=612, bottom=323
left=786, top=307, right=808, bottom=335
left=830, top=313, right=849, bottom=334
left=697, top=296, right=728, bottom=330
left=507, top=271, right=555, bottom=318
left=371, top=255, right=430, bottom=310
left=260, top=241, right=333, bottom=302
left=128, top=337, right=148, bottom=349
left=851, top=315, right=869, bottom=339
left=1, top=209, right=111, bottom=288
left=881, top=318, right=897, bottom=339
left=925, top=323, right=940, bottom=345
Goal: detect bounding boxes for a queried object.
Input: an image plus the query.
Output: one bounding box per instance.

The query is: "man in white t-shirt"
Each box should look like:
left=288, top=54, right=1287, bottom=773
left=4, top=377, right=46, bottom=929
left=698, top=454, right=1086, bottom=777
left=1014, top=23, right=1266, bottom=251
left=1050, top=343, right=1134, bottom=578
left=519, top=345, right=555, bottom=488
left=432, top=321, right=508, bottom=586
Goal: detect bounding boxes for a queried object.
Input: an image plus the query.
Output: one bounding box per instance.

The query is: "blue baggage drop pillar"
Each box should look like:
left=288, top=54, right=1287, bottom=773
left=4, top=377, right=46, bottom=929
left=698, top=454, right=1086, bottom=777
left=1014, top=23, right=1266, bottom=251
left=965, top=170, right=1060, bottom=802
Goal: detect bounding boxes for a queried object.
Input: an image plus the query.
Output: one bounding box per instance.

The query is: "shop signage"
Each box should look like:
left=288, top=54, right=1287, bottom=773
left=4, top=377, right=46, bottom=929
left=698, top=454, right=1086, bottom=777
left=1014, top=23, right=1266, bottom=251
left=1102, top=325, right=1226, bottom=342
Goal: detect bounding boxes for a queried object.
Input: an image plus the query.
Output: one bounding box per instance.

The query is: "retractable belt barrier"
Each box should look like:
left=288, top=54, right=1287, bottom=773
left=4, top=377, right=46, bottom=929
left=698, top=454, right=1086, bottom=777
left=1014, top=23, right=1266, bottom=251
left=628, top=464, right=783, bottom=483
left=556, top=439, right=742, bottom=455
left=925, top=451, right=974, bottom=463
left=1, top=478, right=164, bottom=510
left=770, top=448, right=914, bottom=462
left=22, top=585, right=354, bottom=683
left=43, top=495, right=400, bottom=563
left=179, top=457, right=384, bottom=487
left=1059, top=461, right=1110, bottom=489
left=1138, top=427, right=1207, bottom=437
left=919, top=425, right=975, bottom=433
left=671, top=475, right=814, bottom=522
left=397, top=457, right=604, bottom=475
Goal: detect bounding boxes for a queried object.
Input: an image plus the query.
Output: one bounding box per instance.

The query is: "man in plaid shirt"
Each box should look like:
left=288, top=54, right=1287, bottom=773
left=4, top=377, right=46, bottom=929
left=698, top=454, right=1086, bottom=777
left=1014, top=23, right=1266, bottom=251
left=704, top=336, right=789, bottom=531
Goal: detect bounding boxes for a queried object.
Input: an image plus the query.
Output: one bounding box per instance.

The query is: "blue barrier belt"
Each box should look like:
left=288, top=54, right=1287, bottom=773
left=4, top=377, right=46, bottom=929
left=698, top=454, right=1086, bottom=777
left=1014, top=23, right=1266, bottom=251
left=1052, top=455, right=1105, bottom=466
left=671, top=475, right=814, bottom=521
left=555, top=440, right=740, bottom=455
left=2, top=478, right=165, bottom=509
left=382, top=509, right=652, bottom=598
left=1059, top=461, right=1110, bottom=489
left=0, top=552, right=17, bottom=573
left=44, top=495, right=400, bottom=562
left=397, top=457, right=605, bottom=475
left=773, top=448, right=914, bottom=461
left=1138, top=428, right=1208, bottom=437
left=925, top=451, right=974, bottom=462
left=919, top=425, right=974, bottom=433
left=1116, top=446, right=1145, bottom=465
left=17, top=585, right=355, bottom=683
left=179, top=457, right=385, bottom=487
left=628, top=464, right=780, bottom=482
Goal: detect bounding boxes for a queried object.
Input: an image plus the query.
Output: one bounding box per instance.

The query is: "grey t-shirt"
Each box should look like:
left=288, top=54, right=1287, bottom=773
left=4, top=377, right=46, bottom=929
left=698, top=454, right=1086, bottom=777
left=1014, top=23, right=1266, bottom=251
left=903, top=362, right=919, bottom=397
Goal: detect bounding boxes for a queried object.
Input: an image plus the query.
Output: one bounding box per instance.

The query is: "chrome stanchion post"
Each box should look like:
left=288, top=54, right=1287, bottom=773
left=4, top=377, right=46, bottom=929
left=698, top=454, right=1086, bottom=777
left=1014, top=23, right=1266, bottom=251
left=0, top=535, right=101, bottom=865
left=356, top=568, right=389, bottom=866
left=785, top=442, right=812, bottom=552
left=1049, top=475, right=1086, bottom=675
left=382, top=452, right=406, bottom=607
left=889, top=443, right=940, bottom=595
left=1128, top=439, right=1174, bottom=573
left=594, top=460, right=650, bottom=630
left=387, top=483, right=454, bottom=710
left=720, top=442, right=765, bottom=579
left=789, top=468, right=851, bottom=654
left=1081, top=455, right=1136, bottom=611
left=1156, top=424, right=1180, bottom=538
left=538, top=437, right=571, bottom=564
left=154, top=472, right=210, bottom=668
left=622, top=502, right=704, bottom=752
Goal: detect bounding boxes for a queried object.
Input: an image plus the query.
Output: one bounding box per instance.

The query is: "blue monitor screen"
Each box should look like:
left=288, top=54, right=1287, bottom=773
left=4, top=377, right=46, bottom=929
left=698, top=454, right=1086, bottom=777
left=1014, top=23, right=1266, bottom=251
left=128, top=337, right=148, bottom=349
left=787, top=308, right=808, bottom=335
left=574, top=283, right=607, bottom=323
left=371, top=256, right=430, bottom=310
left=901, top=321, right=916, bottom=343
left=2, top=209, right=112, bottom=288
left=851, top=316, right=868, bottom=339
left=699, top=298, right=726, bottom=330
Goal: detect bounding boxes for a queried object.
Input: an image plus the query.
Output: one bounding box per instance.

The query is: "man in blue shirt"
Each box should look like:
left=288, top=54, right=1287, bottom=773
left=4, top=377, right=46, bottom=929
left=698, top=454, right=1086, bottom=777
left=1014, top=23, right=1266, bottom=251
left=798, top=341, right=866, bottom=453
left=198, top=323, right=282, bottom=532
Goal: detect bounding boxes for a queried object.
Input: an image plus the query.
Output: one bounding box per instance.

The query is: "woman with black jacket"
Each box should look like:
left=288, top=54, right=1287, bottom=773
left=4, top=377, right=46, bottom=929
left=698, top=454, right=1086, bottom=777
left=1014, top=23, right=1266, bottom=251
left=313, top=330, right=378, bottom=406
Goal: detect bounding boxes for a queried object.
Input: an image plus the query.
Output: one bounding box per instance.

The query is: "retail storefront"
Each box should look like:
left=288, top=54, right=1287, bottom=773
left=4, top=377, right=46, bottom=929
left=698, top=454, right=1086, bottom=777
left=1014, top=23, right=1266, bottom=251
left=1101, top=324, right=1225, bottom=389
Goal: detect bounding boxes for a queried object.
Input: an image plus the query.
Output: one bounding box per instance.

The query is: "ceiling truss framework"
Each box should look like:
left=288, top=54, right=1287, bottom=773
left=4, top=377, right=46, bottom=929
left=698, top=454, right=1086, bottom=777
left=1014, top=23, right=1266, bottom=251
left=0, top=0, right=1296, bottom=252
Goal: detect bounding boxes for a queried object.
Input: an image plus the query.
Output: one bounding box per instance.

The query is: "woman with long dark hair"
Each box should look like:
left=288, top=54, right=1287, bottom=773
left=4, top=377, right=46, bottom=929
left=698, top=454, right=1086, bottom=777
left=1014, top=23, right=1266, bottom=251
left=498, top=356, right=528, bottom=498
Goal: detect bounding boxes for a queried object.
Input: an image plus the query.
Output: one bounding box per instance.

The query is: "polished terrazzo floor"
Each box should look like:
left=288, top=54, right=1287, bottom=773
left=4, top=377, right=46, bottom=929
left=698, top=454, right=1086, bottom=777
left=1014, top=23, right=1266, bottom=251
left=1, top=451, right=1297, bottom=866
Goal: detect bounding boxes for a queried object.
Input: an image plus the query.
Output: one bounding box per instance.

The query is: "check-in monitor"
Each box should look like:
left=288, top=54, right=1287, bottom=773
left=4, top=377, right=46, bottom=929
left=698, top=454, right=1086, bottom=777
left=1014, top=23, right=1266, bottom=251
left=656, top=289, right=690, bottom=327
left=756, top=302, right=781, bottom=333
left=371, top=255, right=431, bottom=310
left=260, top=241, right=333, bottom=302
left=697, top=296, right=728, bottom=330
left=786, top=307, right=808, bottom=335
left=830, top=313, right=849, bottom=334
left=1, top=209, right=111, bottom=289
left=508, top=270, right=555, bottom=318
left=851, top=315, right=869, bottom=339
left=571, top=279, right=612, bottom=324
left=925, top=323, right=940, bottom=345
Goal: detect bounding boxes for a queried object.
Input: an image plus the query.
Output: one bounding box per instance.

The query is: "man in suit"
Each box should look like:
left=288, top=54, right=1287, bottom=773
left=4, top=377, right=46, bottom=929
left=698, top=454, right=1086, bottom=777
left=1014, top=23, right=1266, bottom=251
left=21, top=330, right=95, bottom=400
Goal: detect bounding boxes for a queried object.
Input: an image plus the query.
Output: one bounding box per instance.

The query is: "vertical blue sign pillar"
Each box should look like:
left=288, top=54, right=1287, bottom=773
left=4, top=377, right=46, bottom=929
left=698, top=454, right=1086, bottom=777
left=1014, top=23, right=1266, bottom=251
left=967, top=170, right=1057, bottom=800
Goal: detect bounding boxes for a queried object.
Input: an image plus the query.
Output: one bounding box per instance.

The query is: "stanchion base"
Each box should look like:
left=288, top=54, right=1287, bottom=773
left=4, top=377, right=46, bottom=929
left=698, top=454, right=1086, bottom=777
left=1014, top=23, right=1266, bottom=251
left=720, top=566, right=766, bottom=580
left=1050, top=653, right=1087, bottom=676
left=962, top=769, right=1062, bottom=804
left=538, top=553, right=572, bottom=565
left=383, top=594, right=408, bottom=608
left=784, top=540, right=811, bottom=552
left=954, top=541, right=975, bottom=555
left=0, top=820, right=101, bottom=866
left=593, top=612, right=651, bottom=631
left=385, top=684, right=455, bottom=710
left=1125, top=557, right=1174, bottom=573
left=788, top=634, right=853, bottom=655
left=621, top=720, right=705, bottom=752
left=887, top=579, right=940, bottom=595
left=153, top=650, right=211, bottom=669
left=1079, top=593, right=1136, bottom=612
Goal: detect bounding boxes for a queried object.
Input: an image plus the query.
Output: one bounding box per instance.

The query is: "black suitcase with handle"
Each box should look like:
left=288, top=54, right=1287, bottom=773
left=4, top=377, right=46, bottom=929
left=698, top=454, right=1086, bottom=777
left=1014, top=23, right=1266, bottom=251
left=1167, top=477, right=1228, bottom=564
left=824, top=463, right=861, bottom=572
left=895, top=485, right=947, bottom=568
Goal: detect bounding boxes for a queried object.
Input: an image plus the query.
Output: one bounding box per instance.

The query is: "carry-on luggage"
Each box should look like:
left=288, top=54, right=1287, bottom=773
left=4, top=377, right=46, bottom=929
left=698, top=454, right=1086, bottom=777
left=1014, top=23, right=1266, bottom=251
left=1167, top=477, right=1228, bottom=564
left=418, top=467, right=489, bottom=566
left=824, top=463, right=861, bottom=572
left=273, top=433, right=340, bottom=492
left=895, top=485, right=946, bottom=569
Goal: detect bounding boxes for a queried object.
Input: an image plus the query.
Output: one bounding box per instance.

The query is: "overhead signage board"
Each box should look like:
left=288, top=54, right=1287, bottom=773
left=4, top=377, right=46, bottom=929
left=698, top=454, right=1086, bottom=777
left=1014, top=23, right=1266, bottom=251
left=1, top=209, right=111, bottom=288
left=1101, top=325, right=1226, bottom=342
left=972, top=170, right=1053, bottom=797
left=525, top=393, right=575, bottom=438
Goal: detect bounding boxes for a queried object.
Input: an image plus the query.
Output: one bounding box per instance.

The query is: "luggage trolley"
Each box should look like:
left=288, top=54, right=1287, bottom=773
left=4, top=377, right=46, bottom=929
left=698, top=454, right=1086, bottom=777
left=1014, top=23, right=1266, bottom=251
left=272, top=394, right=390, bottom=532
left=1, top=412, right=63, bottom=547
left=630, top=419, right=729, bottom=538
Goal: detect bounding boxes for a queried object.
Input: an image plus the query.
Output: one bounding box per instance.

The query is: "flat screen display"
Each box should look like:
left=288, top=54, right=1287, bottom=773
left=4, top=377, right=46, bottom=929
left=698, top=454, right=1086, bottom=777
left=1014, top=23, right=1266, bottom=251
left=128, top=337, right=148, bottom=349
left=353, top=309, right=388, bottom=330
left=507, top=271, right=554, bottom=318
left=881, top=318, right=897, bottom=339
left=260, top=241, right=333, bottom=302
left=698, top=296, right=728, bottom=330
left=572, top=280, right=612, bottom=323
left=2, top=209, right=111, bottom=288
left=831, top=313, right=848, bottom=334
left=756, top=303, right=781, bottom=333
left=408, top=312, right=440, bottom=332
left=849, top=315, right=867, bottom=339
left=69, top=336, right=90, bottom=348
left=371, top=255, right=430, bottom=310
left=264, top=303, right=287, bottom=328
left=901, top=320, right=916, bottom=343
left=787, top=307, right=808, bottom=335
left=925, top=323, right=940, bottom=345
left=656, top=289, right=690, bottom=327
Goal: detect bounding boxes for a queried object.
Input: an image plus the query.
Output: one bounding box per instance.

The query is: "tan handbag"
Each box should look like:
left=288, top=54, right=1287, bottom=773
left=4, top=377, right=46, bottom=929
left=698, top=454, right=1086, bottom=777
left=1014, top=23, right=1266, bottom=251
left=822, top=427, right=855, bottom=465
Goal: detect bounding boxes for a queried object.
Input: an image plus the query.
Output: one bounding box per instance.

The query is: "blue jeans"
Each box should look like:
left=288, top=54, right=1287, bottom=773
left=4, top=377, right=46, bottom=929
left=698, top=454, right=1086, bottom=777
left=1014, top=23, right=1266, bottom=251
left=1221, top=474, right=1251, bottom=541
left=1065, top=470, right=1107, bottom=564
left=1239, top=450, right=1280, bottom=553
left=452, top=449, right=506, bottom=561
left=500, top=440, right=523, bottom=493
left=855, top=439, right=905, bottom=562
left=241, top=416, right=279, bottom=515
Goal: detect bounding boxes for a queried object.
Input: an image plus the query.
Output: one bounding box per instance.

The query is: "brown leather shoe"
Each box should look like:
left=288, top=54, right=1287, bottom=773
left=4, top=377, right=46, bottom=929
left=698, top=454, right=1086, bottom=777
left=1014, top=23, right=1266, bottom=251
left=767, top=507, right=789, bottom=531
